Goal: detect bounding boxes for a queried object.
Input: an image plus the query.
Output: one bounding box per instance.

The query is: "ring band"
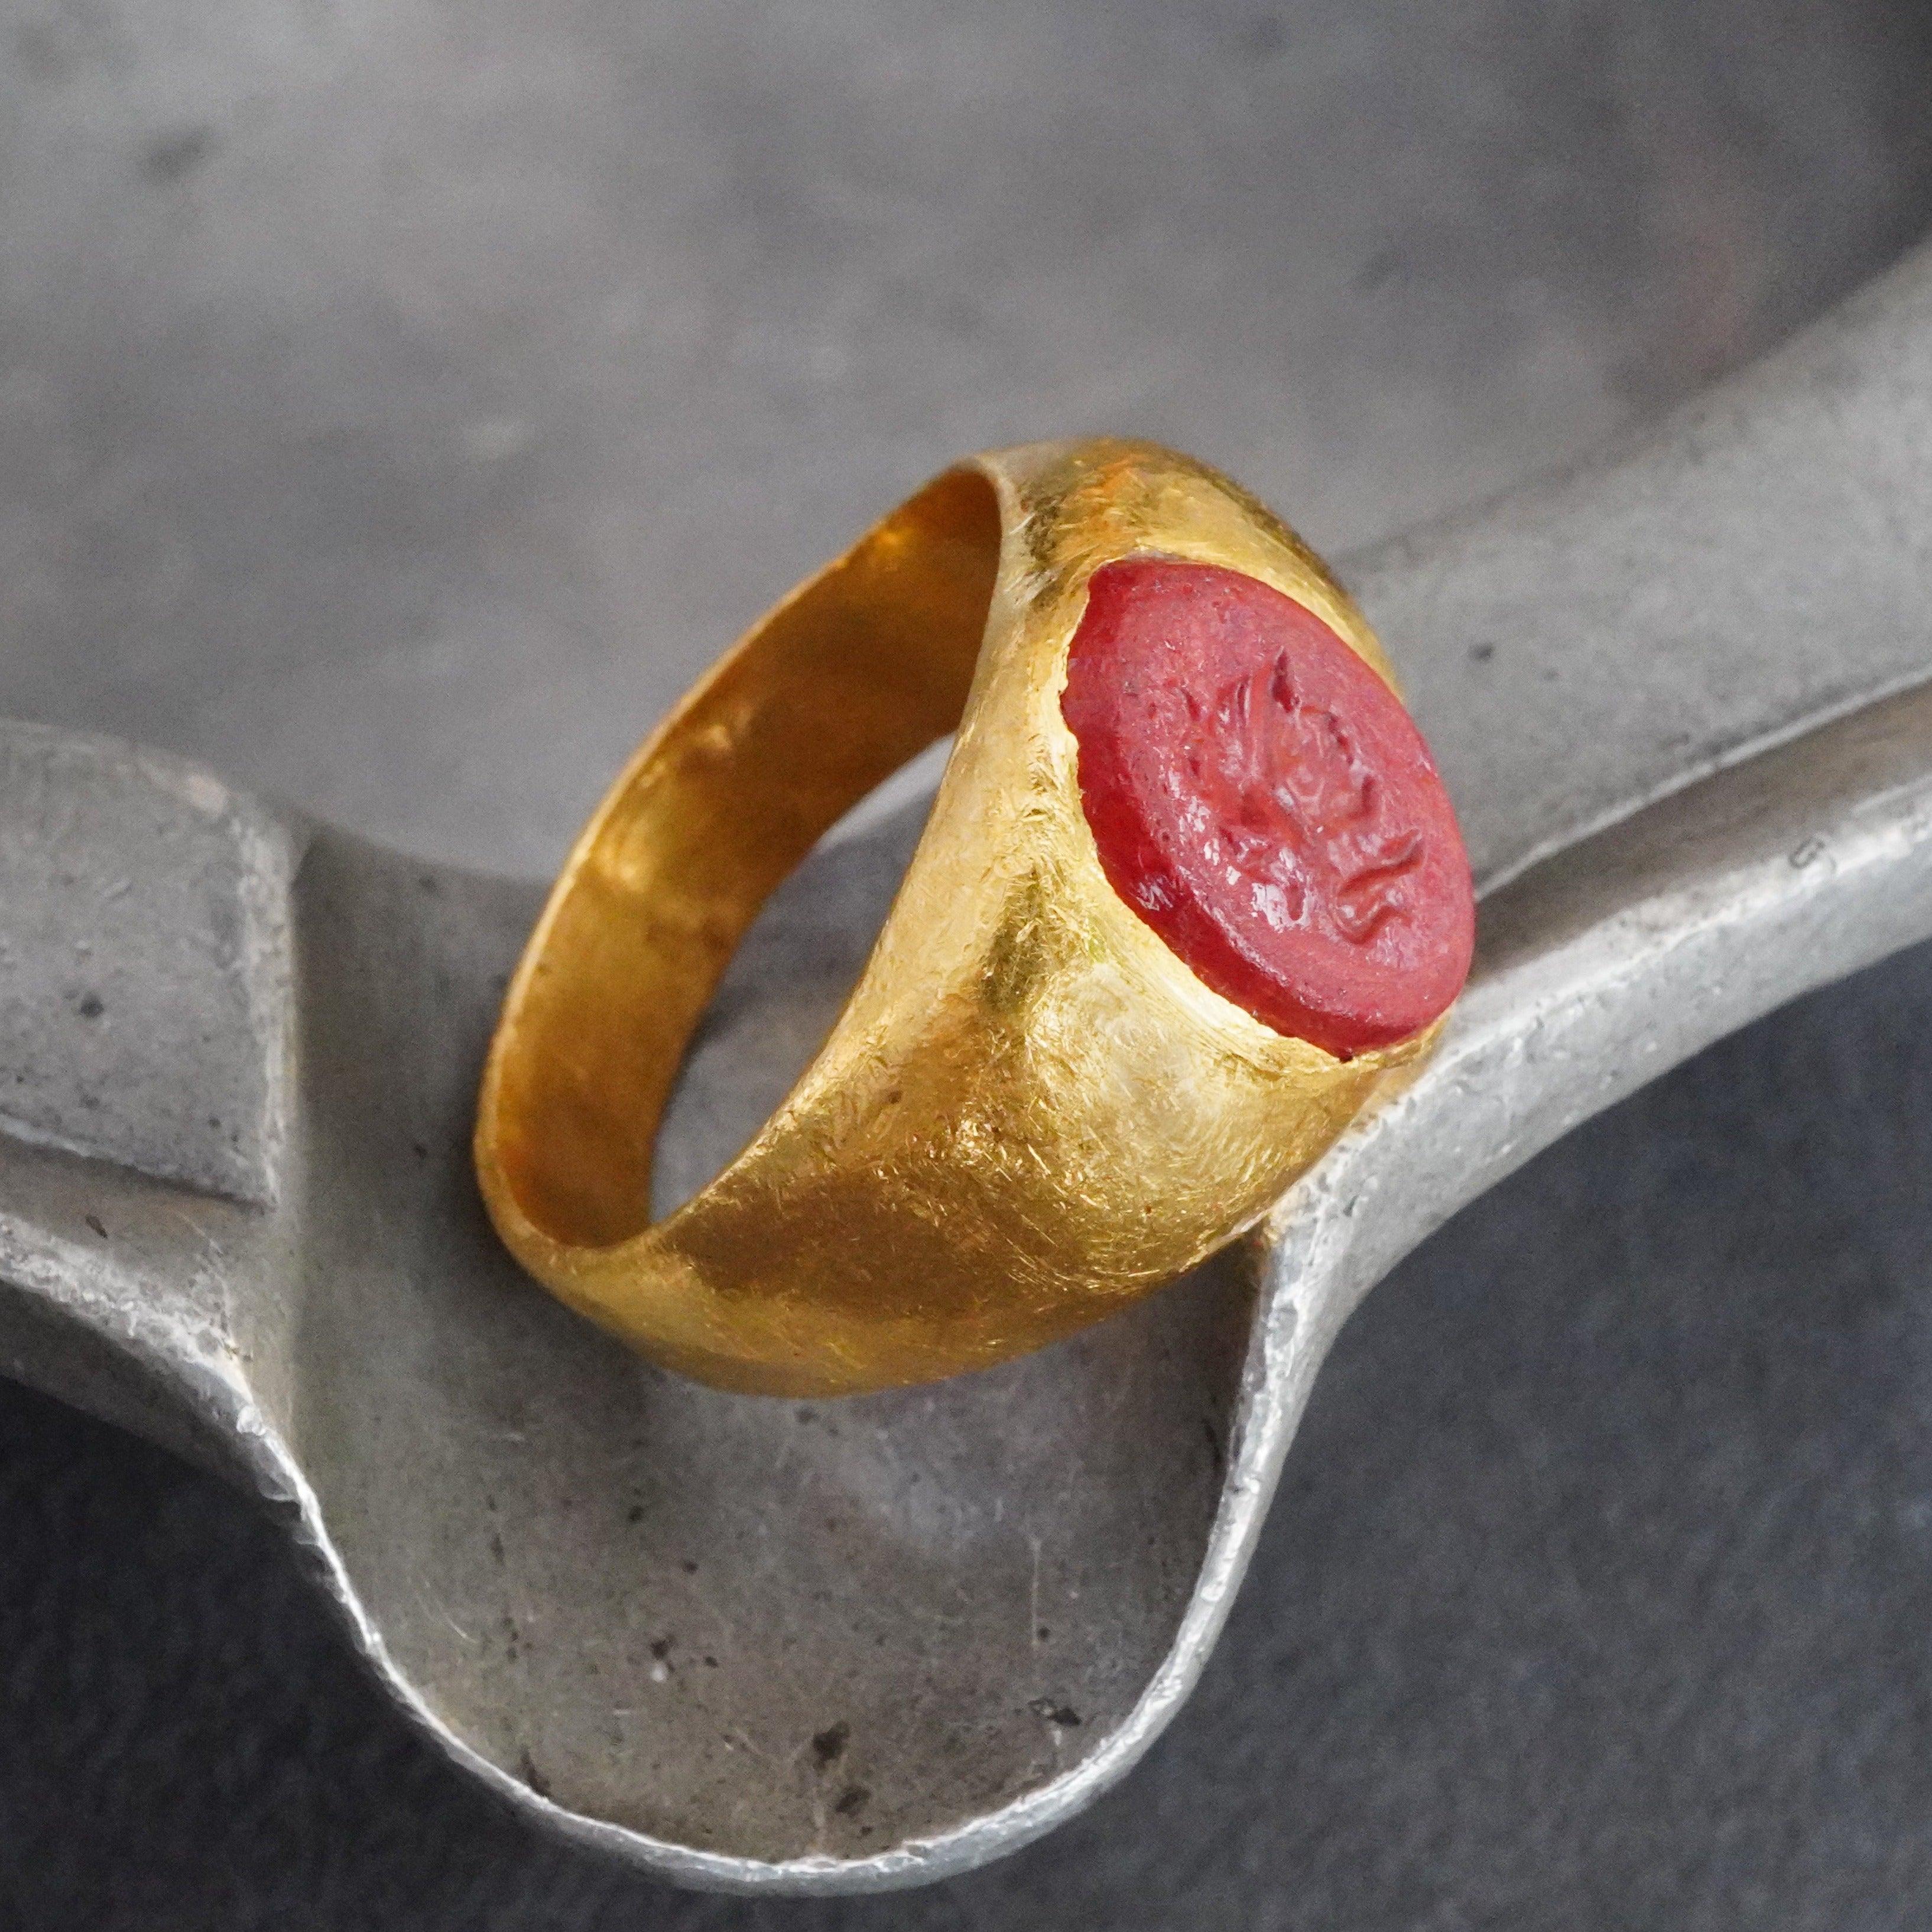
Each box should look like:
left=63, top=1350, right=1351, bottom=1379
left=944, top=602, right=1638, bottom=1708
left=473, top=440, right=1474, bottom=1395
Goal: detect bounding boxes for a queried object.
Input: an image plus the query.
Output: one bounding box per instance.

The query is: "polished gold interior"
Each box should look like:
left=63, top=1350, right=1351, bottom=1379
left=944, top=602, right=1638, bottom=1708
left=477, top=441, right=1436, bottom=1396
left=490, top=467, right=1003, bottom=1249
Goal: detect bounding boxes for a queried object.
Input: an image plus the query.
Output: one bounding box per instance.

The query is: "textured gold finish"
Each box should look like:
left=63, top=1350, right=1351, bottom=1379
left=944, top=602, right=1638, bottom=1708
left=475, top=440, right=1444, bottom=1395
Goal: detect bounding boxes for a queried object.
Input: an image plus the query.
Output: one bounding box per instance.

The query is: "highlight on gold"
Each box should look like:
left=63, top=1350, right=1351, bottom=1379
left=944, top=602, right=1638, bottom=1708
left=473, top=440, right=1476, bottom=1396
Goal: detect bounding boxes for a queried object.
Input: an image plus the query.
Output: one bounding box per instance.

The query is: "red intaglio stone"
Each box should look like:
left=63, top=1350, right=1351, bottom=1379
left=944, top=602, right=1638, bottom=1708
left=1060, top=557, right=1475, bottom=1058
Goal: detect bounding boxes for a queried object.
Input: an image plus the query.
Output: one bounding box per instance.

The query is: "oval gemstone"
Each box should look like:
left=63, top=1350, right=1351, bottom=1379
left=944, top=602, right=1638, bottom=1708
left=1060, top=557, right=1475, bottom=1057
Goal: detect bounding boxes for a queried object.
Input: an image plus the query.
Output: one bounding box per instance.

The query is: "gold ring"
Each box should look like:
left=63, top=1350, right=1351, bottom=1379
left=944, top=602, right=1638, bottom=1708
left=473, top=440, right=1475, bottom=1395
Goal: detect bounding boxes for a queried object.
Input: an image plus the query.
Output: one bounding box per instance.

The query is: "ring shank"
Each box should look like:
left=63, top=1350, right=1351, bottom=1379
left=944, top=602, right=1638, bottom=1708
left=486, top=468, right=1003, bottom=1249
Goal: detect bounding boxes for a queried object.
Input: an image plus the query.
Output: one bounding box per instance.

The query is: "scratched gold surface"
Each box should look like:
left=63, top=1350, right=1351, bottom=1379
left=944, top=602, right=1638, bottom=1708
left=473, top=440, right=1444, bottom=1395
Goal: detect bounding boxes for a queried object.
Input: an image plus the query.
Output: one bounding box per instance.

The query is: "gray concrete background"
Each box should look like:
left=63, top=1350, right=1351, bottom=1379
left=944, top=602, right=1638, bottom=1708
left=5, top=0, right=1932, bottom=1924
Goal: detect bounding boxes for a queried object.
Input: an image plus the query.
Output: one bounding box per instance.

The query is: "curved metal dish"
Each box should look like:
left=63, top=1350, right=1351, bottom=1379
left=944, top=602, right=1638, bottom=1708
left=5, top=243, right=1932, bottom=1892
